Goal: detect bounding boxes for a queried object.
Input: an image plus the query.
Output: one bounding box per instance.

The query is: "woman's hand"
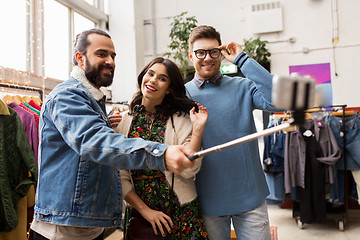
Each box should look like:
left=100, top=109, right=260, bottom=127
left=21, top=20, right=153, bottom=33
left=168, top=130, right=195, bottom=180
left=190, top=103, right=208, bottom=132
left=140, top=207, right=173, bottom=237
left=108, top=112, right=122, bottom=129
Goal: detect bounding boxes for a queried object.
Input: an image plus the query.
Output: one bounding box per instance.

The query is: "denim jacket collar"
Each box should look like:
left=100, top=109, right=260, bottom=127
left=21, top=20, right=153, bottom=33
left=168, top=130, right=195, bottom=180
left=70, top=66, right=104, bottom=101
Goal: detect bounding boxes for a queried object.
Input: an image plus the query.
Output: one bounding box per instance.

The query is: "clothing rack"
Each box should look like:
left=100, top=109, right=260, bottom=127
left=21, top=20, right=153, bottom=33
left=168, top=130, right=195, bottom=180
left=298, top=104, right=349, bottom=230
left=0, top=83, right=43, bottom=100
left=270, top=104, right=356, bottom=230
left=105, top=100, right=129, bottom=106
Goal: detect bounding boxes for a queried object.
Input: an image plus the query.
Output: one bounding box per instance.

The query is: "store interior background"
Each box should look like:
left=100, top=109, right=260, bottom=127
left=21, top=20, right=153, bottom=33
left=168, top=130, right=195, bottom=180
left=1, top=0, right=359, bottom=108
left=1, top=0, right=360, bottom=239
left=110, top=0, right=360, bottom=108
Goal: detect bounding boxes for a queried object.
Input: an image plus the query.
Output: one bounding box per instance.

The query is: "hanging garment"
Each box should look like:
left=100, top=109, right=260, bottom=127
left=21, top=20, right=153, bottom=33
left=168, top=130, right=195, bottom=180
left=325, top=114, right=360, bottom=203
left=297, top=124, right=326, bottom=224
left=265, top=172, right=285, bottom=203
left=0, top=174, right=35, bottom=240
left=19, top=103, right=39, bottom=129
left=7, top=101, right=38, bottom=162
left=284, top=119, right=341, bottom=193
left=23, top=102, right=40, bottom=116
left=0, top=107, right=37, bottom=232
left=28, top=99, right=41, bottom=111
left=263, top=118, right=286, bottom=203
left=7, top=101, right=39, bottom=234
left=263, top=118, right=286, bottom=173
left=0, top=99, right=10, bottom=115
left=315, top=120, right=341, bottom=184
left=325, top=114, right=360, bottom=170
left=30, top=96, right=42, bottom=106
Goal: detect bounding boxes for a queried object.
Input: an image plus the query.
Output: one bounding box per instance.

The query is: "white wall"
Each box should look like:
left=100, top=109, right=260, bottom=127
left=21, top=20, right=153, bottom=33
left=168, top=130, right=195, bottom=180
left=108, top=0, right=145, bottom=103
left=109, top=0, right=360, bottom=107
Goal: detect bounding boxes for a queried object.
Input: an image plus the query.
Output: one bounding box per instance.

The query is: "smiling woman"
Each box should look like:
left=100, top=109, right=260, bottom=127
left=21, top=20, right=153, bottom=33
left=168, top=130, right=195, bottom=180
left=129, top=57, right=200, bottom=118
left=114, top=57, right=209, bottom=239
left=141, top=63, right=171, bottom=112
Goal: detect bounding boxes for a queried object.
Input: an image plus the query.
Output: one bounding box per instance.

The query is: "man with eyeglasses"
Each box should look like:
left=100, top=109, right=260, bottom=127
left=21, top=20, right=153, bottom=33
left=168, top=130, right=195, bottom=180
left=185, top=25, right=275, bottom=240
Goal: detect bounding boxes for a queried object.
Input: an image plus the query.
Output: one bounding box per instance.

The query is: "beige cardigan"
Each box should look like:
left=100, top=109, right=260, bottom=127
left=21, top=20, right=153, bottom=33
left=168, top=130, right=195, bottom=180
left=115, top=111, right=203, bottom=205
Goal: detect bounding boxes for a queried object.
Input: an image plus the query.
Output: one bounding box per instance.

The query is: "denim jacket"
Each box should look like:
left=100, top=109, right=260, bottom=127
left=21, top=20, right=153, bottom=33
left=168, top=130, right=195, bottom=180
left=34, top=67, right=168, bottom=228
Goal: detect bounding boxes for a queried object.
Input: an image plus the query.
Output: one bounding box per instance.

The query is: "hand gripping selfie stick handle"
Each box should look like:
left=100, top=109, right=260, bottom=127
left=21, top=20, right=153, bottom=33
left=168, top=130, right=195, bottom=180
left=187, top=119, right=294, bottom=161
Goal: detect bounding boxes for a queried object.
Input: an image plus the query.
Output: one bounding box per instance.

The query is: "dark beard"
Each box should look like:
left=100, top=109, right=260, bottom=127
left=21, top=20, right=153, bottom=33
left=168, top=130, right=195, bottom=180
left=84, top=58, right=114, bottom=87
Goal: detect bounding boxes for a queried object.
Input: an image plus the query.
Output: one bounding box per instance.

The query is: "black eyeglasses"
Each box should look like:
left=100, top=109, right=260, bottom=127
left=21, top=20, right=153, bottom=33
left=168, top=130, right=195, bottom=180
left=193, top=48, right=221, bottom=59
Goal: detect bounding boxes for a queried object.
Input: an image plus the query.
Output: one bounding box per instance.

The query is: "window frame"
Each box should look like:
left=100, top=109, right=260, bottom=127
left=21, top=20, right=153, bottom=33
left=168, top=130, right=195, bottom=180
left=30, top=0, right=108, bottom=79
left=1, top=0, right=109, bottom=97
left=54, top=0, right=108, bottom=78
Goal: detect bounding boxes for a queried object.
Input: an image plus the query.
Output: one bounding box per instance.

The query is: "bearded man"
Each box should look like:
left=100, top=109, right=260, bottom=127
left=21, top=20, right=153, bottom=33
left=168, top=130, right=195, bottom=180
left=30, top=28, right=194, bottom=240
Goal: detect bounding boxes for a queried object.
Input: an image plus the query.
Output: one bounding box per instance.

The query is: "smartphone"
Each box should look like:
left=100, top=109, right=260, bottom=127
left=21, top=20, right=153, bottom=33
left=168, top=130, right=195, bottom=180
left=272, top=73, right=316, bottom=110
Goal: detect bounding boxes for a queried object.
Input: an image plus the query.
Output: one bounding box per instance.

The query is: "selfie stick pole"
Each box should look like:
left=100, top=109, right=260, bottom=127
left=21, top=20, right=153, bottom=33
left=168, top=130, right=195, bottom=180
left=187, top=118, right=294, bottom=161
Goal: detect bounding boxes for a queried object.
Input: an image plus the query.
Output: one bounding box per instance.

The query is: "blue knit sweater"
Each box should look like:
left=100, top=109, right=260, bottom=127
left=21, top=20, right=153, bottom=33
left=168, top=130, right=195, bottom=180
left=185, top=52, right=276, bottom=216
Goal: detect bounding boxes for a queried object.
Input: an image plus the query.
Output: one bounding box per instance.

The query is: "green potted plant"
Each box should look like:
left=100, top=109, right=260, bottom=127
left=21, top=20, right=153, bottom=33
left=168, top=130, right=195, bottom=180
left=164, top=11, right=197, bottom=80
left=243, top=37, right=271, bottom=71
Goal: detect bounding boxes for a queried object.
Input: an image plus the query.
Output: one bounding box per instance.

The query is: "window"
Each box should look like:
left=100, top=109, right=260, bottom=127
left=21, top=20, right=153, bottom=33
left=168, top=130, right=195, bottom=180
left=104, top=0, right=109, bottom=14
left=0, top=0, right=108, bottom=83
left=43, top=0, right=107, bottom=80
left=0, top=0, right=27, bottom=71
left=44, top=0, right=70, bottom=80
left=74, top=12, right=96, bottom=38
left=84, top=0, right=95, bottom=6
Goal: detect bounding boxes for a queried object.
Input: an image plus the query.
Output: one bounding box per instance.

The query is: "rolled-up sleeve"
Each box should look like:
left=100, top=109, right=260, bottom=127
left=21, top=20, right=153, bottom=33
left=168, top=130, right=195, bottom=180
left=119, top=169, right=134, bottom=197
left=167, top=114, right=203, bottom=179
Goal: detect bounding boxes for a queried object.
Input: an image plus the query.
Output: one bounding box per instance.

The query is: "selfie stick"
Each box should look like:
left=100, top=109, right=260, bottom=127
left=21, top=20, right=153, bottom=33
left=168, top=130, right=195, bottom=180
left=187, top=74, right=316, bottom=161
left=187, top=119, right=294, bottom=161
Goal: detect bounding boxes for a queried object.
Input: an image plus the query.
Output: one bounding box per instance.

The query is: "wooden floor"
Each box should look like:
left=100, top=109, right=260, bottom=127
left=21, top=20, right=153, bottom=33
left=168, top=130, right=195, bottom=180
left=105, top=204, right=360, bottom=240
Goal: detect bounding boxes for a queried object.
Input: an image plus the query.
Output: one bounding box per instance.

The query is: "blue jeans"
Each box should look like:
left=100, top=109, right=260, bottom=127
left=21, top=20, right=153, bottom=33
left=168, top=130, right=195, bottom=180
left=325, top=114, right=360, bottom=170
left=325, top=114, right=360, bottom=203
left=203, top=201, right=270, bottom=240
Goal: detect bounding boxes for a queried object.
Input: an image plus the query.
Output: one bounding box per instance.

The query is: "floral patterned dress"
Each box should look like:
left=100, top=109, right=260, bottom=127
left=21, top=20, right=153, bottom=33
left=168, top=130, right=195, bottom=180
left=123, top=106, right=208, bottom=240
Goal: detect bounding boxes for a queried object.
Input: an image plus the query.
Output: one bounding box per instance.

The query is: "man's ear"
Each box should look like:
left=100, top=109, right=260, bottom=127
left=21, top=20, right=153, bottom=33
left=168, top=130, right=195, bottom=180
left=75, top=52, right=85, bottom=68
left=188, top=51, right=194, bottom=62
